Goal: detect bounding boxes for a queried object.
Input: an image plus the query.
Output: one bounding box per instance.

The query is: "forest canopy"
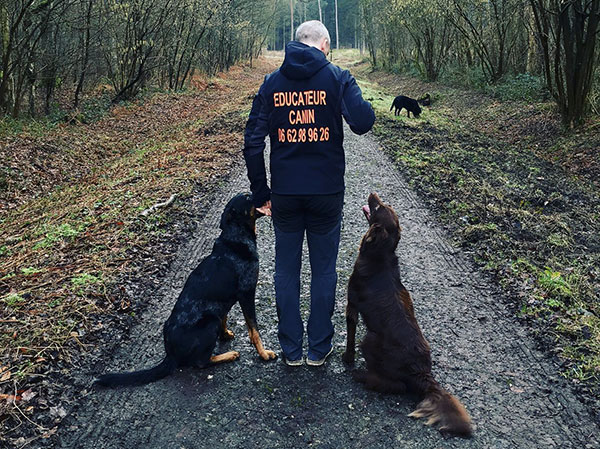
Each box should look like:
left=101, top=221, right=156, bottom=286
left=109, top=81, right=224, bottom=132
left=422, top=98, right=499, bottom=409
left=0, top=0, right=276, bottom=116
left=1, top=0, right=599, bottom=127
left=357, top=0, right=600, bottom=127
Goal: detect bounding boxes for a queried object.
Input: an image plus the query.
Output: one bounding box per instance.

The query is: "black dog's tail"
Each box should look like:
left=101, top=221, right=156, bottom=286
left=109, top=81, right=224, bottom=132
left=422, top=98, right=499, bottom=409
left=390, top=101, right=394, bottom=111
left=95, top=356, right=177, bottom=387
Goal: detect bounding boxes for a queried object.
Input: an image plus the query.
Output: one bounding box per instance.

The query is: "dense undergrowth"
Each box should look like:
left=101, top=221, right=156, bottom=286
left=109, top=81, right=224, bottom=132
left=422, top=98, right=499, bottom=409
left=346, top=54, right=600, bottom=400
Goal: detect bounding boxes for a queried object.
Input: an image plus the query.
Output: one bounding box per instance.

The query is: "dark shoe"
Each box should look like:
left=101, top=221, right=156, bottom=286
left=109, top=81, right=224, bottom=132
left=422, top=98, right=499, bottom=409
left=282, top=354, right=304, bottom=367
left=306, top=347, right=333, bottom=367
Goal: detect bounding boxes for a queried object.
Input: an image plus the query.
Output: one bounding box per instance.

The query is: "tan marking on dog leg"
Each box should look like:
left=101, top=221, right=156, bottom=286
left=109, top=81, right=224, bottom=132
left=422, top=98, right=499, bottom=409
left=247, top=327, right=277, bottom=361
left=220, top=315, right=235, bottom=341
left=210, top=351, right=240, bottom=364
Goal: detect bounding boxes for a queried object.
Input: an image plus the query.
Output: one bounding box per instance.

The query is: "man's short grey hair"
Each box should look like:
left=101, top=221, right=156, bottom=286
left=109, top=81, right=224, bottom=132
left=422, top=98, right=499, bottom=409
left=295, top=20, right=330, bottom=46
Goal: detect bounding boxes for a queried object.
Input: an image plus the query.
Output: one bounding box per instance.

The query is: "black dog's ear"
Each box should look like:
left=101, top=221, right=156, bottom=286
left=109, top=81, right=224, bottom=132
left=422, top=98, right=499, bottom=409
left=219, top=210, right=232, bottom=230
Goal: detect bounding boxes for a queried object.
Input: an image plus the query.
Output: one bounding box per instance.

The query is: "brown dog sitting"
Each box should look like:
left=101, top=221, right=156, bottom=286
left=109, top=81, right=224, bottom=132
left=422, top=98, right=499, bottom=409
left=342, top=192, right=472, bottom=437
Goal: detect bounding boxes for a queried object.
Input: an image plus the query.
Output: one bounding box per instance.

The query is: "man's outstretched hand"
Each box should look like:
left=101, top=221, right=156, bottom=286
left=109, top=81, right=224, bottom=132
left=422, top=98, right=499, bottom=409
left=257, top=200, right=272, bottom=216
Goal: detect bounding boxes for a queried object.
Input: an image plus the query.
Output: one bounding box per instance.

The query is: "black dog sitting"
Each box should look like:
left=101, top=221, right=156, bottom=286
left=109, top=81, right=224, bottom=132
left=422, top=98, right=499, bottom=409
left=96, top=192, right=276, bottom=387
left=390, top=95, right=422, bottom=118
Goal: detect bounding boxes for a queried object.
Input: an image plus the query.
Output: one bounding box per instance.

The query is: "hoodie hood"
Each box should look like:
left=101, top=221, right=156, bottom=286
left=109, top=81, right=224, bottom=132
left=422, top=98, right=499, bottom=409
left=280, top=41, right=330, bottom=80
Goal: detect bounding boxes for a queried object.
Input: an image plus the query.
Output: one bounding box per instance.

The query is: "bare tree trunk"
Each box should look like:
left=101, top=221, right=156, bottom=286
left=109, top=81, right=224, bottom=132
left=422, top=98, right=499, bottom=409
left=0, top=1, right=17, bottom=115
left=0, top=3, right=9, bottom=113
left=530, top=0, right=600, bottom=127
left=12, top=70, right=24, bottom=117
left=74, top=0, right=93, bottom=109
left=335, top=0, right=339, bottom=49
left=526, top=7, right=539, bottom=74
left=318, top=0, right=322, bottom=21
left=27, top=63, right=35, bottom=116
left=362, top=2, right=377, bottom=67
left=290, top=0, right=294, bottom=41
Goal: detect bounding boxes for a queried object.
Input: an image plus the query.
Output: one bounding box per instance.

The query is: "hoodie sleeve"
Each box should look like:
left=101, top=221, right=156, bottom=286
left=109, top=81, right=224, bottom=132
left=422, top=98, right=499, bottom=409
left=243, top=81, right=271, bottom=208
left=340, top=71, right=375, bottom=135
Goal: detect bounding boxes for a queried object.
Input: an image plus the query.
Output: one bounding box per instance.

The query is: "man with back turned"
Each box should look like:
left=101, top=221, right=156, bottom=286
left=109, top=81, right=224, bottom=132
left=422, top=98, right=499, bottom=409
left=243, top=20, right=375, bottom=366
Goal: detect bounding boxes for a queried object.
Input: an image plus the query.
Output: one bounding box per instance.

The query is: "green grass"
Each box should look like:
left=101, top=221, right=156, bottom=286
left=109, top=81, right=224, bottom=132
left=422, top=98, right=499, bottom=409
left=538, top=267, right=574, bottom=300
left=21, top=267, right=43, bottom=276
left=71, top=272, right=102, bottom=290
left=3, top=293, right=25, bottom=307
left=0, top=116, right=58, bottom=139
left=33, top=222, right=88, bottom=250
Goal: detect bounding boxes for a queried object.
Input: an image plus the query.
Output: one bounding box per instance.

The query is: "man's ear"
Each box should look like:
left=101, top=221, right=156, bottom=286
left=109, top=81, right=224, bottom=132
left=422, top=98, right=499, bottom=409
left=319, top=38, right=329, bottom=55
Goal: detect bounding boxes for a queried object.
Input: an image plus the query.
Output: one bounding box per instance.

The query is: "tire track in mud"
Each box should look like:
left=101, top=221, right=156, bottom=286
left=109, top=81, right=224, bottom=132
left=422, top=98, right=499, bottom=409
left=54, top=127, right=599, bottom=449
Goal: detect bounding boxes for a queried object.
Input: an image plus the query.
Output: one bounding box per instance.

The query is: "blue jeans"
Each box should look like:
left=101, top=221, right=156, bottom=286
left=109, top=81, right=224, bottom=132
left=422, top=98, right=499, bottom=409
left=272, top=193, right=343, bottom=361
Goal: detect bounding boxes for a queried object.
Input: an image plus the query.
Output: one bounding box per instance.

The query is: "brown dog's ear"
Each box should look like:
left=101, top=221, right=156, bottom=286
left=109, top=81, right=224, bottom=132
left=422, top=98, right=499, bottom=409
left=365, top=223, right=388, bottom=243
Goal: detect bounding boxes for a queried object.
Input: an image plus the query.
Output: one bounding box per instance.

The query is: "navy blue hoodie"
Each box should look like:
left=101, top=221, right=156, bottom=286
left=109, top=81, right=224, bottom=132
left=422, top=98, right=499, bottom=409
left=243, top=41, right=375, bottom=207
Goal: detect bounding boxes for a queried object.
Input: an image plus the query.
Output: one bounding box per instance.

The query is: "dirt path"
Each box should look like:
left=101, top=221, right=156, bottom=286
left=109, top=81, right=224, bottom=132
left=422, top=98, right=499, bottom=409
left=52, top=126, right=599, bottom=449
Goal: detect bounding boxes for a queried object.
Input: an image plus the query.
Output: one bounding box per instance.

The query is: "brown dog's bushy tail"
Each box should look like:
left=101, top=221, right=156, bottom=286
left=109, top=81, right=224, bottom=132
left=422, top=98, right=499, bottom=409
left=408, top=377, right=472, bottom=438
left=95, top=356, right=177, bottom=388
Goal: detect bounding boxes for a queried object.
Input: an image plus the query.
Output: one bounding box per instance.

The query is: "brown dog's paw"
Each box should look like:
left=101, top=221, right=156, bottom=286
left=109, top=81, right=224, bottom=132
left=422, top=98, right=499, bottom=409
left=219, top=329, right=235, bottom=341
left=260, top=349, right=278, bottom=361
left=342, top=350, right=355, bottom=364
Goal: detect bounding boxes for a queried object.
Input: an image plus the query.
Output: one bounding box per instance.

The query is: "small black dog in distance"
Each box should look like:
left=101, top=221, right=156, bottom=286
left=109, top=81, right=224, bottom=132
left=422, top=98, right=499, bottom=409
left=96, top=192, right=276, bottom=387
left=342, top=193, right=472, bottom=437
left=390, top=95, right=422, bottom=118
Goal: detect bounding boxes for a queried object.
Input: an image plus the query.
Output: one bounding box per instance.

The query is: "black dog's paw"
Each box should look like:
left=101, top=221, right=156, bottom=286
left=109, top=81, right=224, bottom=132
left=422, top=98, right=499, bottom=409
left=258, top=349, right=278, bottom=361
left=342, top=350, right=355, bottom=364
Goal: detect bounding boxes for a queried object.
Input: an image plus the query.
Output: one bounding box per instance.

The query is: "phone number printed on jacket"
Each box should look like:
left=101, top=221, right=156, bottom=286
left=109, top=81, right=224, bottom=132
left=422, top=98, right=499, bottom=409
left=274, top=90, right=330, bottom=144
